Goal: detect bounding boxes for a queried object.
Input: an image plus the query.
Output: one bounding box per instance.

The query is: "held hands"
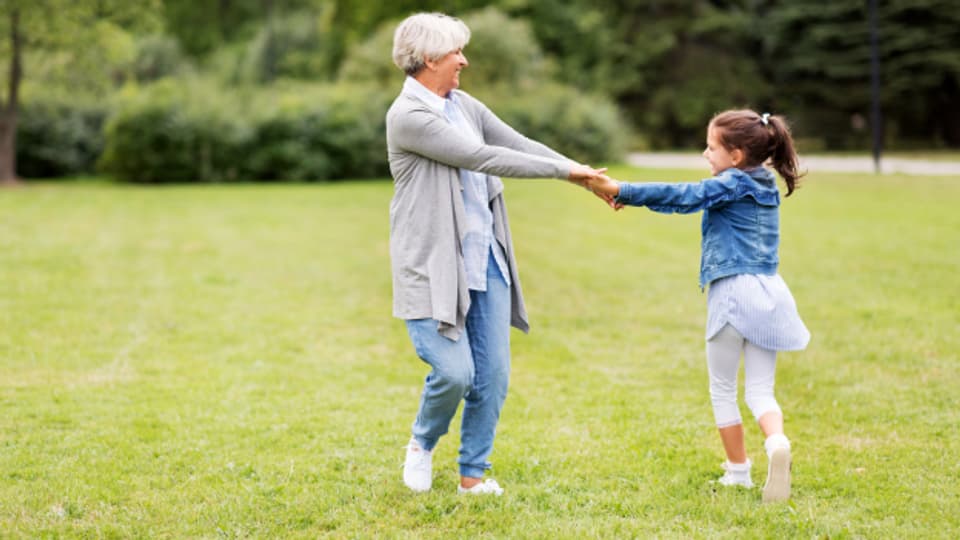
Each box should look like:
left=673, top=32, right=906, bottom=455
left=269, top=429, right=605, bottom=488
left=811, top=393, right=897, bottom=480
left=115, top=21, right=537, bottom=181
left=567, top=164, right=623, bottom=210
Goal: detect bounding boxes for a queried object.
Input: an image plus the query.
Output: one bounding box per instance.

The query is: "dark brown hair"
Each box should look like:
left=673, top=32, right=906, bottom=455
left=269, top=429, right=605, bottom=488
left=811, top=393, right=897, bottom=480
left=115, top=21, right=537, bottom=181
left=710, top=109, right=805, bottom=196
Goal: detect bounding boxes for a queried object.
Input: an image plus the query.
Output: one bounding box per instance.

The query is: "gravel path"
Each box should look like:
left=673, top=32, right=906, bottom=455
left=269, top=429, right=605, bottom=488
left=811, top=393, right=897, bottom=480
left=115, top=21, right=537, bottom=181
left=627, top=152, right=960, bottom=176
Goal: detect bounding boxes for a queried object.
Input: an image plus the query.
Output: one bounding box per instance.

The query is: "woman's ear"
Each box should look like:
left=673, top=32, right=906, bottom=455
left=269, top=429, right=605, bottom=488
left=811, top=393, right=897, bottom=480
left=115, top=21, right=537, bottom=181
left=423, top=56, right=438, bottom=72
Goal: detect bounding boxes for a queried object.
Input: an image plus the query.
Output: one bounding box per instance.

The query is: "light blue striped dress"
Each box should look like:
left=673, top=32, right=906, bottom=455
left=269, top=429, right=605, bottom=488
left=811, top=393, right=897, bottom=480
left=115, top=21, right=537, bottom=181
left=706, top=273, right=810, bottom=351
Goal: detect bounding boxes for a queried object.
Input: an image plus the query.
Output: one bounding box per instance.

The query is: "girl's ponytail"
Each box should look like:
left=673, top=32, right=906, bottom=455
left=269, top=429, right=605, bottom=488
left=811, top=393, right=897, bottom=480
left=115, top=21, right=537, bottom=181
left=710, top=109, right=806, bottom=196
left=766, top=115, right=803, bottom=196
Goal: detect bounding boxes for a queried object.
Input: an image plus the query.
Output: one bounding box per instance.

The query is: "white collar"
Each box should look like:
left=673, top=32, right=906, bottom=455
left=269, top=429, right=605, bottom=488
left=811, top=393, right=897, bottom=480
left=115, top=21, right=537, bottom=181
left=403, top=76, right=456, bottom=115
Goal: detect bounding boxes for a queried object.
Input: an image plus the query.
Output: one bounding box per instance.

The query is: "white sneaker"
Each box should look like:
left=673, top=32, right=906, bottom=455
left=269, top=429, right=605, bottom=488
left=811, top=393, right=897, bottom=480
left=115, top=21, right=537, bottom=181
left=457, top=478, right=504, bottom=496
left=762, top=446, right=791, bottom=503
left=403, top=437, right=432, bottom=492
left=716, top=459, right=754, bottom=488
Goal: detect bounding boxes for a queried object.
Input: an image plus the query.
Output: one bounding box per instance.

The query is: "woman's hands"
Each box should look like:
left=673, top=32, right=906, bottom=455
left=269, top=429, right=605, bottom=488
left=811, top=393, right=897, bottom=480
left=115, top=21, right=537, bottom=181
left=568, top=164, right=623, bottom=210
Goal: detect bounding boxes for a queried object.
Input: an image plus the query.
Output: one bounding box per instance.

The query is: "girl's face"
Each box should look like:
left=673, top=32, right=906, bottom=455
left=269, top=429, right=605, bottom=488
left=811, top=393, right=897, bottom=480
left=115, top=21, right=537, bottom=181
left=703, top=125, right=740, bottom=175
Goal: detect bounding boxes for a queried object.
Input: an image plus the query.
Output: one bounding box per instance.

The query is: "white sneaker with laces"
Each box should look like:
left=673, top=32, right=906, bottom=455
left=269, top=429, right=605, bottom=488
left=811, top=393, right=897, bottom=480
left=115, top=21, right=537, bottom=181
left=403, top=437, right=432, bottom=492
left=716, top=459, right=754, bottom=488
left=457, top=478, right=504, bottom=496
left=762, top=446, right=791, bottom=503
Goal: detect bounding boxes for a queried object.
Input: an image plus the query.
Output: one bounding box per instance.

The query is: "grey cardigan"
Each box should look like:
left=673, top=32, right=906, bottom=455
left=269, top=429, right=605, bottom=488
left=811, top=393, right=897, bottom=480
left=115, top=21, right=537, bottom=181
left=386, top=86, right=573, bottom=340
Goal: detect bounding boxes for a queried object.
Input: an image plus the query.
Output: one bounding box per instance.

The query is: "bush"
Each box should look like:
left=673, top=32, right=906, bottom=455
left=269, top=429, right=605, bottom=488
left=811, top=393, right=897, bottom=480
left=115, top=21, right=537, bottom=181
left=475, top=83, right=630, bottom=164
left=241, top=83, right=391, bottom=181
left=241, top=10, right=338, bottom=84
left=16, top=98, right=110, bottom=178
left=337, top=20, right=402, bottom=89
left=132, top=35, right=189, bottom=83
left=99, top=79, right=249, bottom=183
left=99, top=76, right=625, bottom=183
left=99, top=78, right=391, bottom=183
left=458, top=7, right=551, bottom=90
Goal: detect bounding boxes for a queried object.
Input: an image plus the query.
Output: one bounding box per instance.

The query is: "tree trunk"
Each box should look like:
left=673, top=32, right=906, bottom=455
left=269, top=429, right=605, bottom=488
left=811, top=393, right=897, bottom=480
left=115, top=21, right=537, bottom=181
left=0, top=7, right=23, bottom=185
left=0, top=109, right=17, bottom=185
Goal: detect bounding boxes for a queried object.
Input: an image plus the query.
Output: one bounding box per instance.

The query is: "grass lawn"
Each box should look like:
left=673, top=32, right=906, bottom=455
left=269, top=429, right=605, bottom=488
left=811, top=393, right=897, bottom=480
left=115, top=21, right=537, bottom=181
left=1, top=166, right=958, bottom=538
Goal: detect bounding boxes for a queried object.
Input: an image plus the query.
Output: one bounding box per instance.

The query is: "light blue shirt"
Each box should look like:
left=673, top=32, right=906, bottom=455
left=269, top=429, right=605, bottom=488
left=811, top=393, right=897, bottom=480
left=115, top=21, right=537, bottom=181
left=402, top=77, right=510, bottom=291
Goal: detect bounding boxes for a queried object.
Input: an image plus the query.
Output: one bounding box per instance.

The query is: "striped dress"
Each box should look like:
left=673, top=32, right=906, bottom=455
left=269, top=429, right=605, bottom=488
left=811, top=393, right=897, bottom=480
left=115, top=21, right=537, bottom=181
left=705, top=273, right=810, bottom=351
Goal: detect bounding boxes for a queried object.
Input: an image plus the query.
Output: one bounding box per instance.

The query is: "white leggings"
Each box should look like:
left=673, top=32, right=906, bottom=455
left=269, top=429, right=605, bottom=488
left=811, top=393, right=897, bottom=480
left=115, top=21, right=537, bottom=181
left=706, top=324, right=781, bottom=428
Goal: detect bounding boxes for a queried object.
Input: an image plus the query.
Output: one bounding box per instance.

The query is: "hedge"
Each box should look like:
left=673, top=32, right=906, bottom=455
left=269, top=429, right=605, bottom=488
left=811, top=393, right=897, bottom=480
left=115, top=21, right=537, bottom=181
left=16, top=99, right=110, bottom=178
left=477, top=83, right=630, bottom=165
left=97, top=78, right=628, bottom=183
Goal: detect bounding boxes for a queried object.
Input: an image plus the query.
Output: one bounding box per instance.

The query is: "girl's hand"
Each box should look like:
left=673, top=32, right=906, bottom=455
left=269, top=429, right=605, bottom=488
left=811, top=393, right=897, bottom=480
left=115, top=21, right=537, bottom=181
left=588, top=174, right=620, bottom=197
left=568, top=165, right=619, bottom=209
left=585, top=174, right=622, bottom=209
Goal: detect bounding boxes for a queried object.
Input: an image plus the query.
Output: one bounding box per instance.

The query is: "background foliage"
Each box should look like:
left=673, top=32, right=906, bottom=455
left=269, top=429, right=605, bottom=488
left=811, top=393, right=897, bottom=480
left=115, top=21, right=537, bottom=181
left=3, top=0, right=959, bottom=181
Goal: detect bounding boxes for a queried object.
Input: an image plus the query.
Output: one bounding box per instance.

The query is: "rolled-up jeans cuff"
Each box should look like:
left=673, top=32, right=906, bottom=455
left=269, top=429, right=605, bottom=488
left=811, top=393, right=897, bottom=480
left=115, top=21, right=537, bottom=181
left=459, top=465, right=487, bottom=478
left=414, top=435, right=437, bottom=452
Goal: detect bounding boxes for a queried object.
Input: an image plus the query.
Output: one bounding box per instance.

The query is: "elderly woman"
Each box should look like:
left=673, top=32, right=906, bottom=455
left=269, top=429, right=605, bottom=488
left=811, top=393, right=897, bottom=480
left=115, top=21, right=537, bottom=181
left=388, top=12, right=608, bottom=496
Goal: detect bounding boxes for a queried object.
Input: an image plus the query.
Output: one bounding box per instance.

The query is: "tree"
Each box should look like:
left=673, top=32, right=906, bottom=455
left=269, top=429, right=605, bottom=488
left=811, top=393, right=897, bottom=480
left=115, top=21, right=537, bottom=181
left=0, top=0, right=162, bottom=184
left=0, top=5, right=23, bottom=184
left=507, top=0, right=772, bottom=148
left=765, top=0, right=960, bottom=148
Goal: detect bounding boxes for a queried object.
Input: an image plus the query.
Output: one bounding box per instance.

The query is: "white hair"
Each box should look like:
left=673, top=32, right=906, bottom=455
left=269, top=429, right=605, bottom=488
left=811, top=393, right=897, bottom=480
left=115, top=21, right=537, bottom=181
left=392, top=13, right=471, bottom=76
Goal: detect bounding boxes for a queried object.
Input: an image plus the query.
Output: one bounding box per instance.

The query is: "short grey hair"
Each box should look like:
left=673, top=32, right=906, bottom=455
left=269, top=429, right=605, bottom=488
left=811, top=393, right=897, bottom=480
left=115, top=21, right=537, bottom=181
left=392, top=13, right=471, bottom=77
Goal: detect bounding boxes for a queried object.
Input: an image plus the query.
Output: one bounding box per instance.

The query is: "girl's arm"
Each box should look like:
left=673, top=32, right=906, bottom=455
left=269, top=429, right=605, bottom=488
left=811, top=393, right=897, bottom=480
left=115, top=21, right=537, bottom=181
left=613, top=175, right=740, bottom=214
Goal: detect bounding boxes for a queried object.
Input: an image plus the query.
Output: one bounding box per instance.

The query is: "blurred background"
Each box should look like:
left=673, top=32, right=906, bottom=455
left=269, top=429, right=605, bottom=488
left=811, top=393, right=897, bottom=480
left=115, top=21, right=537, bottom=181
left=1, top=0, right=958, bottom=184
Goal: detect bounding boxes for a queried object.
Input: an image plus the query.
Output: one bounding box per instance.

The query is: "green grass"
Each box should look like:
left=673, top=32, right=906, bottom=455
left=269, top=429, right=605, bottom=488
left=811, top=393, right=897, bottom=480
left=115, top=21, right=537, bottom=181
left=1, top=167, right=958, bottom=538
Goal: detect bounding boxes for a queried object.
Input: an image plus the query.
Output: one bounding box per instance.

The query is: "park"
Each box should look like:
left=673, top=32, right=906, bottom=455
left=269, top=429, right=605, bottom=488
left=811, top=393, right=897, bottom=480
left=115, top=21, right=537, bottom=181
left=2, top=1, right=959, bottom=538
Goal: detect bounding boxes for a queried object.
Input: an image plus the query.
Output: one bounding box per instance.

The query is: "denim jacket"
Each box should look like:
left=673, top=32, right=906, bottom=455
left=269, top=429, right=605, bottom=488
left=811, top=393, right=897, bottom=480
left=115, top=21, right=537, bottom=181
left=614, top=167, right=781, bottom=288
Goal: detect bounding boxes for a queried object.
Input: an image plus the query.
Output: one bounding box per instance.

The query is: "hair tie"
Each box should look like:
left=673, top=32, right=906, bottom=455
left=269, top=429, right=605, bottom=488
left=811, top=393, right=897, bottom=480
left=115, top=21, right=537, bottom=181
left=761, top=113, right=771, bottom=126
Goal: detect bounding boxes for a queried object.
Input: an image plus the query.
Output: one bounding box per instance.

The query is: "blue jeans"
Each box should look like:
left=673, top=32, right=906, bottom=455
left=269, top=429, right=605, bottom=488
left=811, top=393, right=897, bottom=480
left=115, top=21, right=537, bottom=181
left=405, top=252, right=511, bottom=478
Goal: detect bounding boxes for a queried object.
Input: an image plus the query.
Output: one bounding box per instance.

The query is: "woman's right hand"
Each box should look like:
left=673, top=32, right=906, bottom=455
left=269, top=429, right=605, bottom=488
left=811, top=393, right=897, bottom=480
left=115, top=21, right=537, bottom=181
left=568, top=165, right=622, bottom=209
left=568, top=164, right=605, bottom=183
left=569, top=165, right=619, bottom=209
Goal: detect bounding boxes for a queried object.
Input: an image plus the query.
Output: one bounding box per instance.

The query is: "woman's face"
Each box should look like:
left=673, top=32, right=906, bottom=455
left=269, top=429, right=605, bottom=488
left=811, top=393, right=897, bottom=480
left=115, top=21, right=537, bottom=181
left=703, top=125, right=739, bottom=175
left=434, top=48, right=468, bottom=94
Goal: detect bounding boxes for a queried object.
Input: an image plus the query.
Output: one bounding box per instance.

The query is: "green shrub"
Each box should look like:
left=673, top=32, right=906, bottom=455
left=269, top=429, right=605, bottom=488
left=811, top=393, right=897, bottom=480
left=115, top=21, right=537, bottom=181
left=16, top=98, right=110, bottom=178
left=241, top=83, right=391, bottom=181
left=337, top=20, right=402, bottom=89
left=475, top=83, right=630, bottom=164
left=99, top=79, right=249, bottom=183
left=241, top=10, right=338, bottom=84
left=132, top=35, right=189, bottom=83
left=99, top=79, right=390, bottom=182
left=99, top=77, right=624, bottom=183
left=458, top=7, right=551, bottom=90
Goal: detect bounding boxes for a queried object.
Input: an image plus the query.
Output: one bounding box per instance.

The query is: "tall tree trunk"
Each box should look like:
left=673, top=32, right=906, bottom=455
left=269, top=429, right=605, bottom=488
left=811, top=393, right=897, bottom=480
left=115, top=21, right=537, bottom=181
left=0, top=7, right=23, bottom=185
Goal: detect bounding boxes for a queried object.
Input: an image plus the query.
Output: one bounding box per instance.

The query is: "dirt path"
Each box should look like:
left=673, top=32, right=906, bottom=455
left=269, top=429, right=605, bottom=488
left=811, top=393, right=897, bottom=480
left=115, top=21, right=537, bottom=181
left=627, top=152, right=960, bottom=176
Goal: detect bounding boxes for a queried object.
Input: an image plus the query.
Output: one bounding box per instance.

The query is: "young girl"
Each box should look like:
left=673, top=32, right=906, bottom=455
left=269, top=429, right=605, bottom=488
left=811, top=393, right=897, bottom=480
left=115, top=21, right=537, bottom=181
left=587, top=109, right=810, bottom=503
